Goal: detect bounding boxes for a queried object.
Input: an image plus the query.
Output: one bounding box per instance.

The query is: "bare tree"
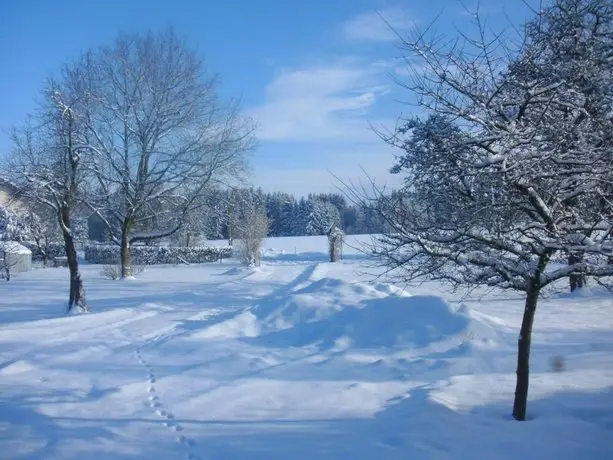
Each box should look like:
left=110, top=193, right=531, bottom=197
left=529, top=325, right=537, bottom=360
left=7, top=76, right=90, bottom=312
left=356, top=0, right=613, bottom=421
left=235, top=202, right=268, bottom=267
left=77, top=29, right=255, bottom=277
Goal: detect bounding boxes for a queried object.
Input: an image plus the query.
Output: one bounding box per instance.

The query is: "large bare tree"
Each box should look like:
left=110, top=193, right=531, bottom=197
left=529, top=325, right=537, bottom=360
left=78, top=29, right=255, bottom=277
left=356, top=0, right=613, bottom=421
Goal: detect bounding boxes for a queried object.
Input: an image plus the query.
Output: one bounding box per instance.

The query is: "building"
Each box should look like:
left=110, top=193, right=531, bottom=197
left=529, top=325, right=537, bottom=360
left=0, top=241, right=32, bottom=274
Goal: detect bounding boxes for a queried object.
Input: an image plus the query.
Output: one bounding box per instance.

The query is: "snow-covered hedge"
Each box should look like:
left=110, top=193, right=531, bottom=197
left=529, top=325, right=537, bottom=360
left=21, top=241, right=66, bottom=263
left=84, top=244, right=232, bottom=265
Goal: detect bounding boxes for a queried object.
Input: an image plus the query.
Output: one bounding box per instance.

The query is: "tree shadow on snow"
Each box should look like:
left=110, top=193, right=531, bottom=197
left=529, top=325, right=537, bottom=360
left=179, top=385, right=613, bottom=460
left=10, top=385, right=605, bottom=460
left=2, top=375, right=611, bottom=459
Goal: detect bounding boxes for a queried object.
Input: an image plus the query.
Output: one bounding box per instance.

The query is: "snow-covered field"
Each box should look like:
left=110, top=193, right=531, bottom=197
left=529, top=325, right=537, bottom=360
left=1, top=235, right=612, bottom=460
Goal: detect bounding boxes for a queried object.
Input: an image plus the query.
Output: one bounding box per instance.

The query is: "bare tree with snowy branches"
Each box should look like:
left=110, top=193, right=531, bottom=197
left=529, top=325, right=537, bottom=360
left=7, top=74, right=90, bottom=312
left=355, top=0, right=613, bottom=421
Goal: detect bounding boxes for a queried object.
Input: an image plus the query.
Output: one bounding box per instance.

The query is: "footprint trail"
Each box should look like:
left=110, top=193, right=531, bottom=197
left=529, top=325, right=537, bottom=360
left=134, top=347, right=202, bottom=460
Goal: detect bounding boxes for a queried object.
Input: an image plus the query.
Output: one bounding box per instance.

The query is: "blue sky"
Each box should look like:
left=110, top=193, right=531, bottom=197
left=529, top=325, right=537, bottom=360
left=0, top=0, right=538, bottom=197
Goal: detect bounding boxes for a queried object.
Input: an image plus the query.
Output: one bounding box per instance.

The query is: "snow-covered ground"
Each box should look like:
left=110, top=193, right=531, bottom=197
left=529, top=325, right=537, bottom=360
left=1, top=235, right=612, bottom=460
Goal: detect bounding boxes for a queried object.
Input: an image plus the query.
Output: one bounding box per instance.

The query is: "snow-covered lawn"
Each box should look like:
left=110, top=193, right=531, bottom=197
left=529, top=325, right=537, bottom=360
left=1, top=235, right=612, bottom=459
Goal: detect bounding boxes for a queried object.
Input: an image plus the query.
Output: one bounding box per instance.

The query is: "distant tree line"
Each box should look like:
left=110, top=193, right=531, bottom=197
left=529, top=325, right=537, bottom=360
left=87, top=187, right=387, bottom=245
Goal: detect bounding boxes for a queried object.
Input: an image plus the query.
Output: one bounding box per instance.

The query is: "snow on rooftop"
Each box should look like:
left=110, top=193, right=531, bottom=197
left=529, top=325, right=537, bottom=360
left=0, top=241, right=32, bottom=254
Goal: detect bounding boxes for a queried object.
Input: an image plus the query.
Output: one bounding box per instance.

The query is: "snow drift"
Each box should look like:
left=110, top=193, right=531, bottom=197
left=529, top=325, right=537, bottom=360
left=192, top=276, right=475, bottom=352
left=254, top=294, right=471, bottom=350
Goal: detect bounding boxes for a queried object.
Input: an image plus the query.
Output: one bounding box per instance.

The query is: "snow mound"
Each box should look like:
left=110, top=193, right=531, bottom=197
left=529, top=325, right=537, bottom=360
left=194, top=311, right=259, bottom=339
left=256, top=295, right=471, bottom=350
left=195, top=276, right=473, bottom=352
left=251, top=278, right=411, bottom=334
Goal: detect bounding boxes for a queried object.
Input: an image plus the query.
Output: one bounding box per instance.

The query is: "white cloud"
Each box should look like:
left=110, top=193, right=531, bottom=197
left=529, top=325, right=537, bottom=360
left=245, top=9, right=416, bottom=196
left=250, top=61, right=392, bottom=142
left=341, top=7, right=415, bottom=42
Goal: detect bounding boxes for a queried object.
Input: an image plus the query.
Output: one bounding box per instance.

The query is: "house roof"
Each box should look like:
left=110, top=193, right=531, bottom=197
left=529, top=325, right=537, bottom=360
left=0, top=241, right=32, bottom=254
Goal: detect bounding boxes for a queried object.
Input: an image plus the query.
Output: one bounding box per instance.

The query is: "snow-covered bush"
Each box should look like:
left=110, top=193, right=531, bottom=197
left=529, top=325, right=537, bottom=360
left=85, top=244, right=231, bottom=265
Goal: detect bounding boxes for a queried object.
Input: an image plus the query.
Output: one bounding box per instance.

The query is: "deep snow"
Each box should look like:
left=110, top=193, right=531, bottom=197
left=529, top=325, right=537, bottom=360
left=0, top=235, right=612, bottom=459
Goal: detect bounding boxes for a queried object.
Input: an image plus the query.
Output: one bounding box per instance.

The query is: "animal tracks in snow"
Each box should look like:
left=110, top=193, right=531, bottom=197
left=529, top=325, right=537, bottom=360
left=134, top=347, right=202, bottom=460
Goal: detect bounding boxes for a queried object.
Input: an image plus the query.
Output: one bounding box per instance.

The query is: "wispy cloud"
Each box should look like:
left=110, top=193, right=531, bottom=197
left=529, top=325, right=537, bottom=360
left=341, top=7, right=415, bottom=42
left=248, top=8, right=417, bottom=195
left=250, top=60, right=392, bottom=142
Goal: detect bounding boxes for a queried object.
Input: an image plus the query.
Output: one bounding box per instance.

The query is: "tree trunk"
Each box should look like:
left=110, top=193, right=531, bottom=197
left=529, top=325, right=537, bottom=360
left=120, top=220, right=133, bottom=278
left=43, top=238, right=51, bottom=267
left=186, top=232, right=191, bottom=248
left=568, top=252, right=586, bottom=292
left=60, top=208, right=87, bottom=313
left=512, top=252, right=549, bottom=421
left=512, top=286, right=538, bottom=420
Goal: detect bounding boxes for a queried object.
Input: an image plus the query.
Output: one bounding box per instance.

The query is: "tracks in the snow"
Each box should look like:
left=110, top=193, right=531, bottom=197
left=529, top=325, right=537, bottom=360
left=134, top=346, right=200, bottom=460
left=126, top=265, right=324, bottom=459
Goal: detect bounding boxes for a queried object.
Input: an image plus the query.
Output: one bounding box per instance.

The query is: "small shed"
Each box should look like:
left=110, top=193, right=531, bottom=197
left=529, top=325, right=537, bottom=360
left=0, top=241, right=32, bottom=273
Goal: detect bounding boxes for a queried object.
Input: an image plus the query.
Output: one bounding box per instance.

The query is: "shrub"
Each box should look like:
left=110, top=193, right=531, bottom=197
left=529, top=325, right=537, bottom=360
left=101, top=264, right=121, bottom=280
left=101, top=264, right=144, bottom=280
left=235, top=205, right=268, bottom=267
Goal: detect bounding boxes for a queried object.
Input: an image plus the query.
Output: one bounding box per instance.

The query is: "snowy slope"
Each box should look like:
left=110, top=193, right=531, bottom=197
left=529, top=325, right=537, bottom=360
left=0, top=235, right=612, bottom=459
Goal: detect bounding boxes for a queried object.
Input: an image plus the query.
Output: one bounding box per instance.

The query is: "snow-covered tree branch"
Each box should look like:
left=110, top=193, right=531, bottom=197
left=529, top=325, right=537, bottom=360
left=358, top=0, right=613, bottom=421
